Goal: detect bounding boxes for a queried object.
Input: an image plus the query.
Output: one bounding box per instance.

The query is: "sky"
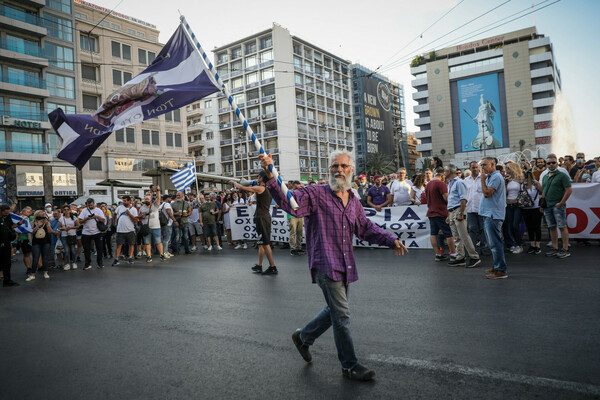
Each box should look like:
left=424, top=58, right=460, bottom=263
left=93, top=0, right=600, bottom=157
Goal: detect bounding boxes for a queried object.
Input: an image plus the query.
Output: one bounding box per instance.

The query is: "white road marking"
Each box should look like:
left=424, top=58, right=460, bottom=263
left=367, top=354, right=600, bottom=396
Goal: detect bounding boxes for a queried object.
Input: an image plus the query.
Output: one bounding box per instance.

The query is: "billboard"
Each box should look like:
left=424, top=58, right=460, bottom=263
left=361, top=77, right=395, bottom=159
left=456, top=73, right=504, bottom=152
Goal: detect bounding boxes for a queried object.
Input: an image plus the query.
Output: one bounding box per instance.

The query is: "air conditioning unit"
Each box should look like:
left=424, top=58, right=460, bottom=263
left=270, top=95, right=275, bottom=99
left=262, top=115, right=267, bottom=119
left=255, top=116, right=261, bottom=120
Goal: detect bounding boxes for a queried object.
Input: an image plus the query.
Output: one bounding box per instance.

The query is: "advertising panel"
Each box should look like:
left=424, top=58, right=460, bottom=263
left=361, top=77, right=395, bottom=159
left=457, top=73, right=503, bottom=152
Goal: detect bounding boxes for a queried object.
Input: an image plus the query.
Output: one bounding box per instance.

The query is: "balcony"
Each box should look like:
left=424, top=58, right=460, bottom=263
left=412, top=90, right=428, bottom=100
left=0, top=4, right=47, bottom=37
left=413, top=103, right=429, bottom=113
left=186, top=106, right=203, bottom=117
left=414, top=116, right=431, bottom=126
left=0, top=74, right=48, bottom=97
left=187, top=121, right=205, bottom=133
left=188, top=139, right=205, bottom=148
left=416, top=143, right=432, bottom=152
left=0, top=140, right=52, bottom=162
left=0, top=38, right=48, bottom=67
left=4, top=108, right=49, bottom=122
left=532, top=82, right=555, bottom=94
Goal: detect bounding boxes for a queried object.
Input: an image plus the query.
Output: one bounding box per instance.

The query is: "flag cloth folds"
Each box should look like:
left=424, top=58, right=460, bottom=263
left=170, top=162, right=196, bottom=192
left=48, top=24, right=221, bottom=169
left=9, top=213, right=33, bottom=234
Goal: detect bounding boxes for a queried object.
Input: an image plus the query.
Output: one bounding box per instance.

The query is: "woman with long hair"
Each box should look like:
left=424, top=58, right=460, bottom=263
left=59, top=205, right=79, bottom=270
left=99, top=204, right=113, bottom=259
left=521, top=171, right=543, bottom=254
left=231, top=191, right=248, bottom=249
left=222, top=193, right=234, bottom=246
left=410, top=173, right=426, bottom=205
left=27, top=210, right=56, bottom=281
left=504, top=161, right=525, bottom=253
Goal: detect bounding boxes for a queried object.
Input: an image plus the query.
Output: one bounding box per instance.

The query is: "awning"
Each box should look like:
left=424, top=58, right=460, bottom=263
left=96, top=179, right=150, bottom=188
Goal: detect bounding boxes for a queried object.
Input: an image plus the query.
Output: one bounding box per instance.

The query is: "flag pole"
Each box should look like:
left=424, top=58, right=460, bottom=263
left=179, top=15, right=299, bottom=210
left=192, top=156, right=201, bottom=195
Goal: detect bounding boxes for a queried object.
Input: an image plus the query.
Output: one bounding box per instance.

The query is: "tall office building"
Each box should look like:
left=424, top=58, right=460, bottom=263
left=213, top=23, right=354, bottom=182
left=0, top=0, right=79, bottom=208
left=73, top=0, right=190, bottom=202
left=410, top=27, right=561, bottom=168
left=350, top=63, right=407, bottom=174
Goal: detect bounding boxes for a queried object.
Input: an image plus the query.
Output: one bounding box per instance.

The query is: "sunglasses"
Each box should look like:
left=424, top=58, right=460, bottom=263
left=547, top=161, right=557, bottom=165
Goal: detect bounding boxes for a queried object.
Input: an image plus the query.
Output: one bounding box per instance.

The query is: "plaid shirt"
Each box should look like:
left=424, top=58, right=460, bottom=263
left=266, top=179, right=396, bottom=285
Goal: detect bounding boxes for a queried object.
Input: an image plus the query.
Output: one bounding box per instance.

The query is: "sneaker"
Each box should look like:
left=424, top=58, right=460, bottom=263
left=97, top=265, right=104, bottom=269
left=112, top=259, right=120, bottom=266
left=234, top=244, right=242, bottom=250
left=546, top=241, right=553, bottom=248
left=509, top=246, right=516, bottom=253
left=84, top=265, right=92, bottom=270
left=512, top=246, right=523, bottom=254
left=127, top=257, right=134, bottom=264
left=215, top=245, right=223, bottom=251
left=71, top=264, right=78, bottom=270
left=291, top=329, right=312, bottom=362
left=526, top=246, right=536, bottom=254
left=43, top=272, right=50, bottom=279
left=485, top=267, right=495, bottom=274
left=203, top=246, right=208, bottom=250
left=545, top=248, right=559, bottom=257
left=262, top=266, right=278, bottom=275
left=556, top=249, right=571, bottom=259
left=534, top=247, right=542, bottom=255
left=135, top=252, right=142, bottom=259
left=342, top=364, right=375, bottom=381
left=486, top=270, right=508, bottom=279
left=435, top=254, right=443, bottom=262
left=164, top=252, right=172, bottom=259
left=448, top=258, right=466, bottom=267
left=147, top=256, right=152, bottom=263
left=291, top=250, right=298, bottom=256
left=251, top=264, right=262, bottom=273
left=25, top=274, right=35, bottom=282
left=467, top=258, right=481, bottom=268
left=207, top=245, right=213, bottom=251
left=242, top=243, right=248, bottom=249
left=191, top=246, right=197, bottom=252
left=160, top=254, right=166, bottom=261
left=63, top=264, right=71, bottom=271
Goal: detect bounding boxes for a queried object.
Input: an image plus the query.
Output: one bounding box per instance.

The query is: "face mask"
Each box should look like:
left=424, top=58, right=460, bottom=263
left=583, top=174, right=590, bottom=180
left=144, top=201, right=151, bottom=206
left=136, top=204, right=141, bottom=208
left=45, top=207, right=52, bottom=213
left=548, top=167, right=557, bottom=172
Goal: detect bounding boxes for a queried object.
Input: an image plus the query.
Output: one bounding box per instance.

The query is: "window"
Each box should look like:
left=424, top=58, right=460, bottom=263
left=166, top=132, right=173, bottom=146
left=247, top=89, right=259, bottom=101
left=142, top=129, right=159, bottom=146
left=231, top=76, right=243, bottom=89
left=206, top=131, right=214, bottom=140
left=81, top=64, right=98, bottom=81
left=115, top=128, right=135, bottom=143
left=248, top=107, right=259, bottom=119
left=82, top=94, right=98, bottom=110
left=46, top=0, right=71, bottom=14
left=231, top=59, right=242, bottom=73
left=262, top=85, right=275, bottom=97
left=231, top=46, right=242, bottom=60
left=260, top=50, right=272, bottom=63
left=164, top=109, right=181, bottom=123
left=207, top=148, right=214, bottom=156
left=46, top=102, right=75, bottom=115
left=246, top=72, right=258, bottom=85
left=245, top=55, right=257, bottom=68
left=304, top=61, right=313, bottom=73
left=264, top=103, right=276, bottom=114
left=46, top=73, right=75, bottom=98
left=204, top=100, right=212, bottom=109
left=45, top=43, right=74, bottom=70
left=233, top=93, right=245, bottom=105
left=216, top=65, right=228, bottom=77
left=111, top=41, right=131, bottom=60
left=259, top=35, right=272, bottom=50
left=89, top=156, right=102, bottom=171
left=45, top=14, right=72, bottom=41
left=294, top=56, right=302, bottom=68
left=80, top=34, right=97, bottom=52
left=208, top=164, right=215, bottom=172
left=138, top=49, right=156, bottom=65
left=245, top=41, right=256, bottom=54
left=8, top=98, right=41, bottom=120
left=295, top=73, right=303, bottom=85
left=261, top=67, right=274, bottom=81
left=112, top=69, right=132, bottom=86
left=217, top=52, right=228, bottom=64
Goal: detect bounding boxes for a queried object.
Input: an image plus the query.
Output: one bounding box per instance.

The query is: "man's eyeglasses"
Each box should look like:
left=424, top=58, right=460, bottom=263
left=330, top=164, right=351, bottom=170
left=547, top=161, right=557, bottom=165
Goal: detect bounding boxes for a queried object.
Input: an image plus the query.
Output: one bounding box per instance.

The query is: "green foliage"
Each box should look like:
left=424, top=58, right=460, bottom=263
left=428, top=51, right=436, bottom=61
left=419, top=158, right=433, bottom=172
left=410, top=55, right=426, bottom=68
left=365, top=153, right=395, bottom=176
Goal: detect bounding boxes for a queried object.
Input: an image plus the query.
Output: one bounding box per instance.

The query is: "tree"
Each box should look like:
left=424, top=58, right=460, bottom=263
left=364, top=152, right=395, bottom=176
left=418, top=157, right=433, bottom=172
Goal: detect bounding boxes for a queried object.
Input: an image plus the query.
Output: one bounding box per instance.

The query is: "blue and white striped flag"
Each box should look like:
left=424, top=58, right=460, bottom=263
left=9, top=212, right=33, bottom=234
left=170, top=162, right=196, bottom=192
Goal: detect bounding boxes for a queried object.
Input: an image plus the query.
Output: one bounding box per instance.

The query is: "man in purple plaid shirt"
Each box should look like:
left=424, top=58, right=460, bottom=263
left=260, top=150, right=408, bottom=381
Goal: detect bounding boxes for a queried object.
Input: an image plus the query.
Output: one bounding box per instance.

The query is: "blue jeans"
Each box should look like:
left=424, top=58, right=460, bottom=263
left=300, top=269, right=357, bottom=369
left=61, top=237, right=77, bottom=265
left=31, top=242, right=50, bottom=274
left=467, top=212, right=487, bottom=250
left=173, top=222, right=189, bottom=253
left=162, top=225, right=172, bottom=252
left=503, top=203, right=523, bottom=247
left=483, top=217, right=507, bottom=273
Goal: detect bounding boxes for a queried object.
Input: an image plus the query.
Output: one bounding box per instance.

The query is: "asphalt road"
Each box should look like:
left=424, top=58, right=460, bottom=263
left=1, top=245, right=599, bottom=399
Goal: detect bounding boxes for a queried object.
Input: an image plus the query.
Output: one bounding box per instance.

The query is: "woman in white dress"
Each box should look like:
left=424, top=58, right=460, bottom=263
left=222, top=194, right=234, bottom=245
left=410, top=173, right=426, bottom=205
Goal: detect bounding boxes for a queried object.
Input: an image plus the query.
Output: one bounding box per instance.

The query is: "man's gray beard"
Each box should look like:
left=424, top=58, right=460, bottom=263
left=329, top=172, right=353, bottom=192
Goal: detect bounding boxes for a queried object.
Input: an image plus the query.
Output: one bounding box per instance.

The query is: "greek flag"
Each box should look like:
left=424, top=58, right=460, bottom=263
left=170, top=162, right=196, bottom=192
left=48, top=23, right=221, bottom=170
left=9, top=213, right=33, bottom=234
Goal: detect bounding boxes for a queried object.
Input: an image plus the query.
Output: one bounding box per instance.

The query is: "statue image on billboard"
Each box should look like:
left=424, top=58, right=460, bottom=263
left=464, top=94, right=501, bottom=150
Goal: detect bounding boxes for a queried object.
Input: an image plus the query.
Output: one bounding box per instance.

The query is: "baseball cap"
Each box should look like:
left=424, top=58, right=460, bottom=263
left=373, top=174, right=381, bottom=180
left=44, top=202, right=52, bottom=207
left=359, top=174, right=366, bottom=178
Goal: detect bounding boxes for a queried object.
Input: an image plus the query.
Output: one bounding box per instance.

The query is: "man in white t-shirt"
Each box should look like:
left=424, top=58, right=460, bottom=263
left=592, top=169, right=600, bottom=183
left=187, top=193, right=204, bottom=251
left=159, top=194, right=177, bottom=258
left=390, top=168, right=413, bottom=206
left=78, top=198, right=106, bottom=270
left=464, top=161, right=488, bottom=253
left=112, top=195, right=138, bottom=265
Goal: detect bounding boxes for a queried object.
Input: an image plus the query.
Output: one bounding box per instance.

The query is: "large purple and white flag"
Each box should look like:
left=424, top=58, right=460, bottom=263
left=48, top=24, right=221, bottom=169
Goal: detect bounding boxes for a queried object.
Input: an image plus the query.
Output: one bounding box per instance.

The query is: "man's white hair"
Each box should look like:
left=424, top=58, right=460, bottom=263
left=328, top=150, right=355, bottom=168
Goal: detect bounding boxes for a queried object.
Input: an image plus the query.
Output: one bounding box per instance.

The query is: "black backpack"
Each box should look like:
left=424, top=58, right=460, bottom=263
left=159, top=204, right=169, bottom=226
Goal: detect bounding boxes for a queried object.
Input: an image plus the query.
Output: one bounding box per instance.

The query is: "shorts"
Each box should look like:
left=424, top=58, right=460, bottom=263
left=19, top=239, right=32, bottom=254
left=142, top=228, right=162, bottom=245
left=203, top=223, right=217, bottom=238
left=188, top=221, right=203, bottom=236
left=429, top=216, right=453, bottom=238
left=254, top=216, right=272, bottom=246
left=116, top=231, right=136, bottom=246
left=544, top=205, right=567, bottom=229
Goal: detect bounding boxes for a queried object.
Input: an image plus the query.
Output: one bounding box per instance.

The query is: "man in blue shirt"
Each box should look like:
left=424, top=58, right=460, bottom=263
left=479, top=157, right=508, bottom=279
left=445, top=164, right=480, bottom=268
left=366, top=175, right=392, bottom=211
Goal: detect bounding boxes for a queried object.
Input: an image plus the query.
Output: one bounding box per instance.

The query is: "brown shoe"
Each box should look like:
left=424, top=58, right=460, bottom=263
left=486, top=270, right=508, bottom=279
left=485, top=268, right=495, bottom=274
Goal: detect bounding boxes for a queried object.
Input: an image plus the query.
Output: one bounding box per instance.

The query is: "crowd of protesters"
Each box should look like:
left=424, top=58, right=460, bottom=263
left=0, top=152, right=597, bottom=287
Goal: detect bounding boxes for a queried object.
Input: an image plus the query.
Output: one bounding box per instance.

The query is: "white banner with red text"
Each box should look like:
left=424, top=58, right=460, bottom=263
left=229, top=205, right=432, bottom=249
left=565, top=183, right=600, bottom=239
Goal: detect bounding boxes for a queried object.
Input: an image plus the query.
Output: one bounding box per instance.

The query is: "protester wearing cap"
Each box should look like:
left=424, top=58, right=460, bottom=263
left=44, top=202, right=54, bottom=221
left=78, top=198, right=106, bottom=270
left=366, top=174, right=392, bottom=212
left=160, top=193, right=177, bottom=258
left=356, top=174, right=370, bottom=207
